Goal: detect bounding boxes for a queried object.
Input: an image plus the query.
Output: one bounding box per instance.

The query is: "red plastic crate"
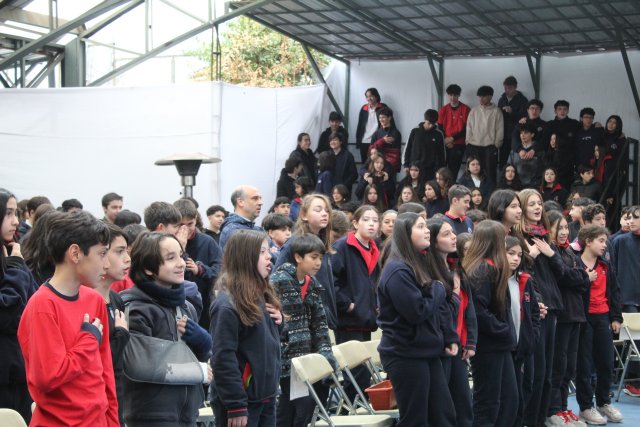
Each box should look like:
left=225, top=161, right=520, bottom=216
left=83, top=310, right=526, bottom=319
left=364, top=380, right=397, bottom=410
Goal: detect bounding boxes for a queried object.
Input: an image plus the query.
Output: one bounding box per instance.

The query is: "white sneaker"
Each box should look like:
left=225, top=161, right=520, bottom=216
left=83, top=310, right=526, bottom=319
left=564, top=410, right=587, bottom=427
left=597, top=403, right=623, bottom=423
left=545, top=413, right=569, bottom=426
left=579, top=407, right=606, bottom=425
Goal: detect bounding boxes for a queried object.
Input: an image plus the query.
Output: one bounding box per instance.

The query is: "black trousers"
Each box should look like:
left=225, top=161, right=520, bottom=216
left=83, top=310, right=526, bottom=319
left=442, top=351, right=473, bottom=427
left=447, top=144, right=466, bottom=179
left=523, top=313, right=557, bottom=427
left=276, top=377, right=316, bottom=427
left=359, top=143, right=370, bottom=164
left=334, top=330, right=371, bottom=404
left=549, top=321, right=580, bottom=415
left=576, top=313, right=614, bottom=410
left=471, top=350, right=518, bottom=427
left=381, top=353, right=456, bottom=427
left=513, top=356, right=527, bottom=427
left=465, top=144, right=498, bottom=183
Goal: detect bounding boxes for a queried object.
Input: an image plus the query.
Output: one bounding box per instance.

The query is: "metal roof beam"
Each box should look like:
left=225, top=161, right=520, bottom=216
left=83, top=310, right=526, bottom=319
left=616, top=29, right=640, bottom=121
left=89, top=0, right=277, bottom=86
left=80, top=0, right=144, bottom=39
left=0, top=6, right=78, bottom=33
left=0, top=0, right=133, bottom=71
left=28, top=51, right=63, bottom=88
left=302, top=43, right=343, bottom=120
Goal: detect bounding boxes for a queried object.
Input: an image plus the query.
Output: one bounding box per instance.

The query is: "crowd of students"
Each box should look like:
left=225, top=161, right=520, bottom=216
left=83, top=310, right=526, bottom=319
left=0, top=76, right=636, bottom=427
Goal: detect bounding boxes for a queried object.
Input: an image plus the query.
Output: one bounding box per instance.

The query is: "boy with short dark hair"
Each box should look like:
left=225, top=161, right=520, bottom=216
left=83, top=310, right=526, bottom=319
left=542, top=100, right=581, bottom=188
left=270, top=234, right=336, bottom=426
left=262, top=213, right=293, bottom=254
left=498, top=75, right=528, bottom=169
left=205, top=205, right=226, bottom=242
left=317, top=111, right=349, bottom=154
left=575, top=107, right=604, bottom=170
left=444, top=184, right=474, bottom=234
left=571, top=165, right=602, bottom=202
left=269, top=197, right=291, bottom=217
left=439, top=83, right=471, bottom=176
left=96, top=223, right=131, bottom=426
left=405, top=109, right=446, bottom=180
left=610, top=206, right=632, bottom=242
left=17, top=195, right=51, bottom=239
left=114, top=209, right=142, bottom=228
left=575, top=225, right=623, bottom=424
left=466, top=85, right=504, bottom=183
left=277, top=157, right=304, bottom=201
left=508, top=122, right=543, bottom=188
left=61, top=198, right=83, bottom=213
left=18, top=211, right=119, bottom=426
left=512, top=99, right=546, bottom=153
left=102, top=192, right=123, bottom=224
left=569, top=197, right=595, bottom=242
left=173, top=198, right=222, bottom=330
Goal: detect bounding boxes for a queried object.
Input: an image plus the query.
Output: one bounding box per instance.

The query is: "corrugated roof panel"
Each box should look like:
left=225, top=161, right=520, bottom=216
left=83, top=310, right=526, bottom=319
left=561, top=33, right=589, bottom=43
left=261, top=3, right=288, bottom=13
left=452, top=27, right=477, bottom=39
left=437, top=2, right=467, bottom=14
left=387, top=18, right=420, bottom=30
left=342, top=33, right=371, bottom=44
left=430, top=28, right=456, bottom=39
left=433, top=16, right=460, bottom=27
left=588, top=31, right=611, bottom=41
left=458, top=14, right=484, bottom=26
left=319, top=10, right=351, bottom=22
left=277, top=13, right=308, bottom=24
left=361, top=32, right=393, bottom=43
left=539, top=34, right=563, bottom=44
left=278, top=1, right=310, bottom=12
left=611, top=1, right=640, bottom=14
left=391, top=6, right=423, bottom=18
left=298, top=12, right=328, bottom=23
left=256, top=14, right=286, bottom=25
left=570, top=18, right=598, bottom=30
left=318, top=22, right=350, bottom=33
left=475, top=26, right=501, bottom=37
left=415, top=3, right=446, bottom=15
left=368, top=8, right=400, bottom=20
left=557, top=6, right=584, bottom=19
left=298, top=0, right=332, bottom=9
left=409, top=17, right=440, bottom=29
left=532, top=8, right=561, bottom=20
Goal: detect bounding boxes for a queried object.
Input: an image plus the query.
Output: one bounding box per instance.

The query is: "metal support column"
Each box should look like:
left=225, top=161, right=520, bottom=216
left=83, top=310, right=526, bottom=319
left=62, top=38, right=85, bottom=87
left=438, top=59, right=444, bottom=107
left=302, top=43, right=343, bottom=120
left=426, top=56, right=444, bottom=107
left=344, top=60, right=351, bottom=130
left=617, top=32, right=640, bottom=120
left=526, top=53, right=541, bottom=99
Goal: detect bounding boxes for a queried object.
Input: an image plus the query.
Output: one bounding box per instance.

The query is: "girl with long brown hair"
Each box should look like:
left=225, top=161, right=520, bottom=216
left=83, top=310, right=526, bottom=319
left=515, top=189, right=566, bottom=427
left=462, top=220, right=518, bottom=426
left=210, top=230, right=282, bottom=427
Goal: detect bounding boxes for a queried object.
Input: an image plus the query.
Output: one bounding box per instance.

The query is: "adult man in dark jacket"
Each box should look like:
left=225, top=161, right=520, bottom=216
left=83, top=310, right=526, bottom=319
left=219, top=185, right=263, bottom=249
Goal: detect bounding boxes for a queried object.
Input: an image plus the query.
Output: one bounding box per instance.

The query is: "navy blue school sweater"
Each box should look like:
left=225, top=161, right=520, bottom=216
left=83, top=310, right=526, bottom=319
left=556, top=245, right=590, bottom=323
left=331, top=233, right=380, bottom=331
left=512, top=272, right=541, bottom=361
left=377, top=260, right=458, bottom=359
left=522, top=233, right=566, bottom=312
left=185, top=231, right=222, bottom=327
left=448, top=277, right=478, bottom=352
left=332, top=148, right=358, bottom=191
left=457, top=174, right=495, bottom=201
left=209, top=292, right=281, bottom=419
left=425, top=198, right=449, bottom=218
left=468, top=263, right=517, bottom=353
left=612, top=232, right=640, bottom=306
left=443, top=212, right=474, bottom=235
left=275, top=236, right=337, bottom=330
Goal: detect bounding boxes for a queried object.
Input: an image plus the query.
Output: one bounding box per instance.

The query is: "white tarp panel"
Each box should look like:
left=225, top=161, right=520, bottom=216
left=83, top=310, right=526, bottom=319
left=0, top=82, right=325, bottom=221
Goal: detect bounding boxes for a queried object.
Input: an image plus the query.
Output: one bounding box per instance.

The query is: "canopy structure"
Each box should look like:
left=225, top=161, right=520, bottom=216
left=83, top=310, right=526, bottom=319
left=229, top=0, right=640, bottom=120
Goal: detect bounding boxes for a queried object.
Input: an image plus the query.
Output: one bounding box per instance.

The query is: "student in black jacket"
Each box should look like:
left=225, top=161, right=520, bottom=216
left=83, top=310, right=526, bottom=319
left=210, top=230, right=282, bottom=427
left=463, top=220, right=518, bottom=427
left=404, top=109, right=446, bottom=181
left=575, top=226, right=624, bottom=425
left=505, top=236, right=541, bottom=427
left=515, top=189, right=566, bottom=427
left=377, top=212, right=458, bottom=427
left=426, top=218, right=477, bottom=427
left=316, top=112, right=348, bottom=156
left=545, top=210, right=590, bottom=426
left=122, top=232, right=213, bottom=427
left=0, top=189, right=39, bottom=424
left=329, top=132, right=358, bottom=194
left=331, top=205, right=381, bottom=399
left=290, top=132, right=318, bottom=183
left=498, top=76, right=528, bottom=169
left=95, top=224, right=131, bottom=427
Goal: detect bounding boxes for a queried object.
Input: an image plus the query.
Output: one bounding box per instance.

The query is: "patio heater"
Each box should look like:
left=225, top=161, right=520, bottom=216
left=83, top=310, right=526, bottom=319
left=155, top=152, right=220, bottom=198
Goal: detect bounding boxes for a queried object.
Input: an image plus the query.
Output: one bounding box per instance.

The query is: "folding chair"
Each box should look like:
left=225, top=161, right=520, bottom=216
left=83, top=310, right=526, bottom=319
left=291, top=353, right=393, bottom=427
left=333, top=341, right=399, bottom=419
left=0, top=409, right=28, bottom=427
left=615, top=312, right=640, bottom=401
left=361, top=340, right=385, bottom=383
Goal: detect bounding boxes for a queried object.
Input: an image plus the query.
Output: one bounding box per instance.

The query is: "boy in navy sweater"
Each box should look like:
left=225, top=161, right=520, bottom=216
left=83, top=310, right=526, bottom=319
left=174, top=199, right=222, bottom=330
left=443, top=184, right=474, bottom=235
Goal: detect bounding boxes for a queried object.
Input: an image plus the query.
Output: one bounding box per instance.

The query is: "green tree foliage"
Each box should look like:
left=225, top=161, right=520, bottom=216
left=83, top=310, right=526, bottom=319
left=190, top=16, right=329, bottom=87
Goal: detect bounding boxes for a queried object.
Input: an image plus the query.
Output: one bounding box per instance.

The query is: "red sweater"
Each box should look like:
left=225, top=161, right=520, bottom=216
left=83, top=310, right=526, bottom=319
left=18, top=284, right=118, bottom=427
left=438, top=102, right=471, bottom=145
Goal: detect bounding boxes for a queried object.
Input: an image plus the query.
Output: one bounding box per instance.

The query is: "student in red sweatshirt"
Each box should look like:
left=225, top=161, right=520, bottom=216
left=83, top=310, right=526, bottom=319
left=18, top=211, right=119, bottom=427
